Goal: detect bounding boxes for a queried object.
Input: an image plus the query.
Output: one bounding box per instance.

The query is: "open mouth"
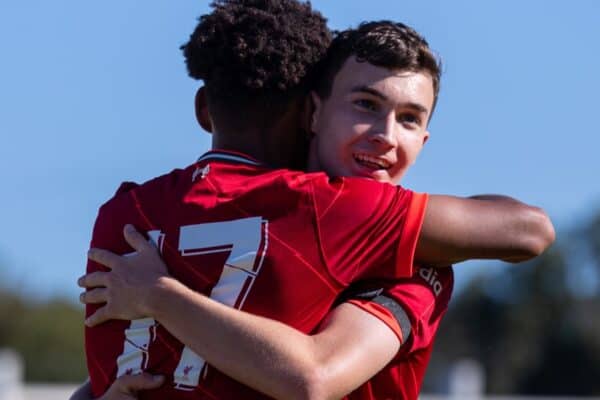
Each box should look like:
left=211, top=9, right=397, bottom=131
left=353, top=153, right=392, bottom=170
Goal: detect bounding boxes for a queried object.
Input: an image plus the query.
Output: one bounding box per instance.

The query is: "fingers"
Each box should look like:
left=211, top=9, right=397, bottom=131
left=85, top=306, right=111, bottom=327
left=115, top=373, right=165, bottom=394
left=79, top=288, right=107, bottom=304
left=99, top=373, right=164, bottom=399
left=78, top=271, right=110, bottom=289
left=88, top=226, right=157, bottom=272
left=123, top=224, right=157, bottom=254
left=88, top=248, right=122, bottom=269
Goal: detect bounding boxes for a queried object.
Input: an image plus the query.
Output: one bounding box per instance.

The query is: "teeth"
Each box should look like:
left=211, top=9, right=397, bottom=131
left=354, top=154, right=391, bottom=169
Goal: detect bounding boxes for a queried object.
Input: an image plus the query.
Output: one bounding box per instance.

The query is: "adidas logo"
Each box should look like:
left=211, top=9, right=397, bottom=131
left=418, top=267, right=443, bottom=297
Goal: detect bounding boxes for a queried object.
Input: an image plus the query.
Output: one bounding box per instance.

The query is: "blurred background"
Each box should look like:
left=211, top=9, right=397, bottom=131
left=0, top=0, right=599, bottom=397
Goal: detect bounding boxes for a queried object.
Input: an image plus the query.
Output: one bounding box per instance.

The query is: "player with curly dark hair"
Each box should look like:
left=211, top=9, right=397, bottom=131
left=77, top=3, right=554, bottom=400
left=182, top=0, right=331, bottom=170
left=183, top=0, right=329, bottom=93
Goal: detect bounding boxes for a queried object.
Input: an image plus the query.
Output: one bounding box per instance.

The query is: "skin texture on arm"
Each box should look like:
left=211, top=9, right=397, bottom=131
left=415, top=194, right=556, bottom=266
left=149, top=286, right=399, bottom=400
left=82, top=226, right=400, bottom=400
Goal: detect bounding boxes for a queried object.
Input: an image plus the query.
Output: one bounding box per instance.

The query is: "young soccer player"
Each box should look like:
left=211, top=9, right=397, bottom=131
left=75, top=2, right=554, bottom=399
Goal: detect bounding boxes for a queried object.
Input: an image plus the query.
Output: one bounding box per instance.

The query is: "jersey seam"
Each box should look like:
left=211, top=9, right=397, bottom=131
left=317, top=178, right=345, bottom=219
left=129, top=189, right=218, bottom=286
left=198, top=177, right=343, bottom=293
left=310, top=180, right=348, bottom=288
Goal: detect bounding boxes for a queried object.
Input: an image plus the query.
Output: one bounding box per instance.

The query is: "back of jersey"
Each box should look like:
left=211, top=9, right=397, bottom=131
left=85, top=151, right=422, bottom=399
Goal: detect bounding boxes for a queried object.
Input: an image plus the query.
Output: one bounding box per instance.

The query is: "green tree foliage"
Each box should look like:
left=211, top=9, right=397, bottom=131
left=0, top=289, right=86, bottom=382
left=424, top=209, right=600, bottom=395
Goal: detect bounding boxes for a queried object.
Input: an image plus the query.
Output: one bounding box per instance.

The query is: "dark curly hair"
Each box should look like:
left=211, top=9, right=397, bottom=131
left=182, top=0, right=331, bottom=131
left=314, top=21, right=442, bottom=117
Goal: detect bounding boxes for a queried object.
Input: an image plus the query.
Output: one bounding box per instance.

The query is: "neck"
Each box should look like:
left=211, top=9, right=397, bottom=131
left=210, top=109, right=308, bottom=170
left=212, top=129, right=304, bottom=170
left=306, top=136, right=320, bottom=172
left=211, top=133, right=267, bottom=164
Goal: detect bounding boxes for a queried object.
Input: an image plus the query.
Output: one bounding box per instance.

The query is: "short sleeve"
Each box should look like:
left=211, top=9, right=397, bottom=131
left=313, top=176, right=428, bottom=285
left=346, top=299, right=406, bottom=344
left=340, top=266, right=454, bottom=357
left=85, top=185, right=152, bottom=396
left=385, top=266, right=454, bottom=353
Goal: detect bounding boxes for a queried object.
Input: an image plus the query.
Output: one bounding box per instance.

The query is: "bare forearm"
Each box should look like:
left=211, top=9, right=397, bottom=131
left=470, top=194, right=555, bottom=261
left=416, top=194, right=555, bottom=266
left=81, top=226, right=396, bottom=399
left=147, top=278, right=323, bottom=400
left=145, top=279, right=396, bottom=400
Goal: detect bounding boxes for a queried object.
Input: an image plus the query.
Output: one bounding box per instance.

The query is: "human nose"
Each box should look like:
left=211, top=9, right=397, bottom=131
left=368, top=112, right=396, bottom=149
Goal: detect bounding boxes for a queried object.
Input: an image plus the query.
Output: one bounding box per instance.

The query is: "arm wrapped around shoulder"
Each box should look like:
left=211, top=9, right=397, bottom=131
left=415, top=194, right=556, bottom=266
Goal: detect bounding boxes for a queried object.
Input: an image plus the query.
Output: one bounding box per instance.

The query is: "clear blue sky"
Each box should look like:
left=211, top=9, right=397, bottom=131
left=1, top=1, right=599, bottom=300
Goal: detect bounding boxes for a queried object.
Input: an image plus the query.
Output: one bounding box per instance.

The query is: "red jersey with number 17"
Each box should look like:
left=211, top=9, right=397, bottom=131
left=85, top=150, right=428, bottom=399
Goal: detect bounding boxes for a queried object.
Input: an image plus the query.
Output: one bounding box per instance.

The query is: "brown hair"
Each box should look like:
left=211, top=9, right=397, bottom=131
left=314, top=21, right=442, bottom=115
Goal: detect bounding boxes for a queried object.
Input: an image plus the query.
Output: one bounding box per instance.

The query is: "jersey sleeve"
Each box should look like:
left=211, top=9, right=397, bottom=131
left=346, top=299, right=407, bottom=344
left=85, top=184, right=154, bottom=396
left=388, top=266, right=453, bottom=354
left=312, top=176, right=428, bottom=285
left=341, top=266, right=454, bottom=358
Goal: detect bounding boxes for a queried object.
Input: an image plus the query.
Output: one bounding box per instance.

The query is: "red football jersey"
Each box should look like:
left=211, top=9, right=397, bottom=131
left=85, top=150, right=428, bottom=399
left=345, top=265, right=454, bottom=400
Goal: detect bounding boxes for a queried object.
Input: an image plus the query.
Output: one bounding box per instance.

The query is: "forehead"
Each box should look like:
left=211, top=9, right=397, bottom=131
left=331, top=56, right=434, bottom=107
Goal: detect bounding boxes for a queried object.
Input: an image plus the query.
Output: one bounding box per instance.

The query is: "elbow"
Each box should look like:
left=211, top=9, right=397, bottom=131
left=288, top=366, right=334, bottom=400
left=527, top=206, right=556, bottom=256
left=510, top=206, right=556, bottom=262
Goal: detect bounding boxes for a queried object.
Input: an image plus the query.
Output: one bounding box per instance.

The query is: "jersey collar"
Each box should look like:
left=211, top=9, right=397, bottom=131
left=198, top=150, right=263, bottom=167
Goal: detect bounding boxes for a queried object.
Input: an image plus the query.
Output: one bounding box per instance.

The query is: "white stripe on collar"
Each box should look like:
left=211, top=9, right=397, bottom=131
left=197, top=152, right=261, bottom=166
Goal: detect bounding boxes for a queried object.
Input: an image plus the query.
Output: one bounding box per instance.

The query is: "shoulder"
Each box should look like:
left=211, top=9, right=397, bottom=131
left=304, top=175, right=413, bottom=218
left=94, top=165, right=196, bottom=238
left=99, top=166, right=193, bottom=211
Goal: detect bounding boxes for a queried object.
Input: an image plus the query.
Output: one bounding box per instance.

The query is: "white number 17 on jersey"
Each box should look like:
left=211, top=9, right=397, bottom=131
left=116, top=217, right=268, bottom=391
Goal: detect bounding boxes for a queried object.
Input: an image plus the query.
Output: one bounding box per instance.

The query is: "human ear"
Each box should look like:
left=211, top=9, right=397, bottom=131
left=195, top=86, right=213, bottom=133
left=310, top=92, right=323, bottom=134
left=422, top=130, right=430, bottom=145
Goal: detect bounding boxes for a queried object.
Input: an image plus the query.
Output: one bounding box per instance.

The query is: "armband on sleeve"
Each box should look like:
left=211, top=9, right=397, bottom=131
left=344, top=288, right=411, bottom=345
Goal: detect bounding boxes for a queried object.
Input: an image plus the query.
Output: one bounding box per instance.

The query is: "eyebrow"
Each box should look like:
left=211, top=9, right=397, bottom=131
left=350, top=85, right=429, bottom=114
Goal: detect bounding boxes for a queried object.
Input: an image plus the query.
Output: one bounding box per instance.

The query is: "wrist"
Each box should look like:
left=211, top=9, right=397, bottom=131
left=141, top=276, right=183, bottom=318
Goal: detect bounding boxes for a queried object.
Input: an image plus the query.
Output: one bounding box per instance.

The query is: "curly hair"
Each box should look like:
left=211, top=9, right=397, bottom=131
left=314, top=21, right=442, bottom=116
left=182, top=0, right=331, bottom=129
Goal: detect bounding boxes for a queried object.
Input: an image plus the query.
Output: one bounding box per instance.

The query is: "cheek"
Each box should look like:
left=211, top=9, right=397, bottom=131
left=405, top=136, right=425, bottom=160
left=331, top=106, right=367, bottom=136
left=413, top=140, right=426, bottom=160
left=321, top=119, right=356, bottom=151
left=352, top=122, right=372, bottom=137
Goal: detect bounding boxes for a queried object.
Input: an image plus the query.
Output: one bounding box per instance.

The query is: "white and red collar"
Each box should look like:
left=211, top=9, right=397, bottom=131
left=197, top=150, right=262, bottom=166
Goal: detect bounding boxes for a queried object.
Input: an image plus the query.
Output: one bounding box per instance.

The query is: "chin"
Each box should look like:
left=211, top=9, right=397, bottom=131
left=389, top=173, right=405, bottom=185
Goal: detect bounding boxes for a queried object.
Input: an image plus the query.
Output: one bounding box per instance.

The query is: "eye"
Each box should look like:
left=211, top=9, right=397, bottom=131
left=397, top=113, right=422, bottom=127
left=353, top=99, right=379, bottom=112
